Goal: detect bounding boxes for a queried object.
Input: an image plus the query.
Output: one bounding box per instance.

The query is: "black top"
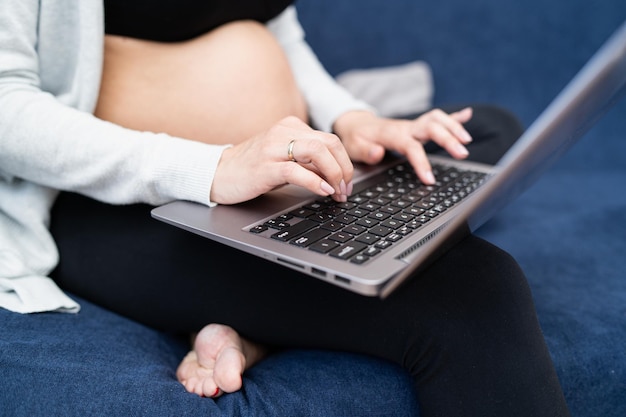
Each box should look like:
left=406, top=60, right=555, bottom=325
left=103, top=0, right=295, bottom=42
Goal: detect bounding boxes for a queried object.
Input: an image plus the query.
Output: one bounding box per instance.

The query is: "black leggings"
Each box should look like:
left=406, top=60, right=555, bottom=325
left=50, top=105, right=570, bottom=417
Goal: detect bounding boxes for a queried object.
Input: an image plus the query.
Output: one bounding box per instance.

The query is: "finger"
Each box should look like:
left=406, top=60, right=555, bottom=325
left=286, top=134, right=353, bottom=198
left=423, top=108, right=473, bottom=145
left=342, top=120, right=435, bottom=185
left=323, top=134, right=354, bottom=179
left=421, top=122, right=470, bottom=160
left=289, top=131, right=352, bottom=174
left=409, top=111, right=471, bottom=159
left=280, top=160, right=348, bottom=201
left=403, top=142, right=435, bottom=185
left=343, top=132, right=387, bottom=166
left=449, top=106, right=473, bottom=125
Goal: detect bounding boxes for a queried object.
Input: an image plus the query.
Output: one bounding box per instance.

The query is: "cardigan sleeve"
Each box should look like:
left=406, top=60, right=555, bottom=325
left=266, top=6, right=376, bottom=133
left=0, top=0, right=226, bottom=208
left=0, top=0, right=225, bottom=314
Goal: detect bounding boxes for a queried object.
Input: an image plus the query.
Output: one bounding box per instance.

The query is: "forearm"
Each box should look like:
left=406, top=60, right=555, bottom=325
left=0, top=89, right=225, bottom=206
left=0, top=0, right=224, bottom=207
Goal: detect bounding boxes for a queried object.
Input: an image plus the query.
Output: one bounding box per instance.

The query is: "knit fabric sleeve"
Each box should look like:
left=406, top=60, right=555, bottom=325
left=0, top=0, right=227, bottom=314
left=265, top=6, right=376, bottom=133
left=0, top=0, right=226, bottom=208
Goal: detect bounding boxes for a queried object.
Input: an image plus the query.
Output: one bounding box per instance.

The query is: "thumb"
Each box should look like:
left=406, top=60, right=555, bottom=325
left=345, top=136, right=386, bottom=165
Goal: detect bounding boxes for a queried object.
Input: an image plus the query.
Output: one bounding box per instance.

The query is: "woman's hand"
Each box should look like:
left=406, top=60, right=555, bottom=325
left=333, top=107, right=474, bottom=184
left=211, top=116, right=354, bottom=205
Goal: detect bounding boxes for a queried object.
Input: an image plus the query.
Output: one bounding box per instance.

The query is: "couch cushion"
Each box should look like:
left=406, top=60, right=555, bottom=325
left=0, top=294, right=420, bottom=416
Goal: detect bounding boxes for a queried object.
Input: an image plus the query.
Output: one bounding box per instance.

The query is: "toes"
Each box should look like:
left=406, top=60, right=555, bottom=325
left=177, top=351, right=222, bottom=398
left=177, top=324, right=251, bottom=398
left=200, top=378, right=222, bottom=398
left=182, top=376, right=221, bottom=398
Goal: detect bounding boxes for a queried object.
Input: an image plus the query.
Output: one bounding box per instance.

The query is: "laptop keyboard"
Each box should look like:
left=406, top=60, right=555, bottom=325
left=248, top=161, right=487, bottom=264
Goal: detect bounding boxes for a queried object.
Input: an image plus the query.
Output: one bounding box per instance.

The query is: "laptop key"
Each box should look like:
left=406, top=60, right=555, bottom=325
left=256, top=161, right=487, bottom=264
left=309, top=239, right=340, bottom=253
left=350, top=254, right=369, bottom=265
left=328, top=231, right=353, bottom=243
left=271, top=219, right=318, bottom=241
left=290, top=228, right=331, bottom=247
left=329, top=241, right=368, bottom=260
left=355, top=233, right=380, bottom=245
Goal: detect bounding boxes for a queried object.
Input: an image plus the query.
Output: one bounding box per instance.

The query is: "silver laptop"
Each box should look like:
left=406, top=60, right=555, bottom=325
left=152, top=22, right=626, bottom=298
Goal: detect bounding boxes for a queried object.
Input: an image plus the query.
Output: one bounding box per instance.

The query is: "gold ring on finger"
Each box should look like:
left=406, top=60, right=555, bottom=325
left=287, top=139, right=297, bottom=162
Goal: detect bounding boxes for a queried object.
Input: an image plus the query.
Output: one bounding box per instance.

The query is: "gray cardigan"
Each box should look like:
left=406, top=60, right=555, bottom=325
left=0, top=0, right=371, bottom=313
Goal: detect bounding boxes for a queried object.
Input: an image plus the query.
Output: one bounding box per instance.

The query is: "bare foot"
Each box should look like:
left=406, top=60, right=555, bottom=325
left=176, top=323, right=266, bottom=398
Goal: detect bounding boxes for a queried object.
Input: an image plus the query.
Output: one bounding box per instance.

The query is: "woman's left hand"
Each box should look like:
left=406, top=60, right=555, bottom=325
left=333, top=108, right=474, bottom=185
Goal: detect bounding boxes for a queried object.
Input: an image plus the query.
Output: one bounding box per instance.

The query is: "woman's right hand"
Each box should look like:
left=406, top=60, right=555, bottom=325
left=210, top=116, right=354, bottom=205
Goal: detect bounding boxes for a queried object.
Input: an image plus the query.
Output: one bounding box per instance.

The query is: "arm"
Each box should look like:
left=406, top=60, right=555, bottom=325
left=265, top=6, right=474, bottom=184
left=0, top=0, right=224, bottom=207
left=0, top=0, right=354, bottom=315
left=0, top=0, right=226, bottom=313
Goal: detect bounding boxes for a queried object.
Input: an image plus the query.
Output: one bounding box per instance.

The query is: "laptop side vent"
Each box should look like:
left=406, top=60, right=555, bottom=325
left=396, top=224, right=446, bottom=260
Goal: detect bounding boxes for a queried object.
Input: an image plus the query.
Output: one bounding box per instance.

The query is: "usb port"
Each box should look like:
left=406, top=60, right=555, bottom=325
left=334, top=275, right=350, bottom=285
left=311, top=268, right=326, bottom=277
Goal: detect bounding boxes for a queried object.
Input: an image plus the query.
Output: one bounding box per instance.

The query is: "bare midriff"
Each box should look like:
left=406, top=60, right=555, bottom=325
left=95, top=20, right=308, bottom=144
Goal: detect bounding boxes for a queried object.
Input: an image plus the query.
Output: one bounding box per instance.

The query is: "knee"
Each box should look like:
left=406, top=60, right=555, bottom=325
left=457, top=103, right=525, bottom=163
left=407, top=236, right=536, bottom=339
left=485, top=103, right=524, bottom=134
left=401, top=240, right=536, bottom=374
left=472, top=103, right=525, bottom=143
left=455, top=236, right=533, bottom=307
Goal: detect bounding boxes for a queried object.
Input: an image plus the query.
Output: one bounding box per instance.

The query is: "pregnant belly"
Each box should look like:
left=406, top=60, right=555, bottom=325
left=95, top=20, right=307, bottom=145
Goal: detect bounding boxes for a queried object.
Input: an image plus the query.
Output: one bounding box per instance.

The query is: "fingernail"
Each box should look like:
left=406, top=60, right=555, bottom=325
left=321, top=180, right=335, bottom=195
left=456, top=143, right=469, bottom=157
left=347, top=181, right=354, bottom=195
left=424, top=171, right=435, bottom=184
left=455, top=129, right=472, bottom=143
left=339, top=179, right=347, bottom=195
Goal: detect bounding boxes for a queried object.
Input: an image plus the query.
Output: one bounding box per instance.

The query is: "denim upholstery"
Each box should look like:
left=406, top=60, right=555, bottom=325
left=2, top=0, right=625, bottom=415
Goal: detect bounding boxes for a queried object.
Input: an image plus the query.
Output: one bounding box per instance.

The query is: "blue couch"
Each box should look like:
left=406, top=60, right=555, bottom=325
left=2, top=1, right=625, bottom=416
